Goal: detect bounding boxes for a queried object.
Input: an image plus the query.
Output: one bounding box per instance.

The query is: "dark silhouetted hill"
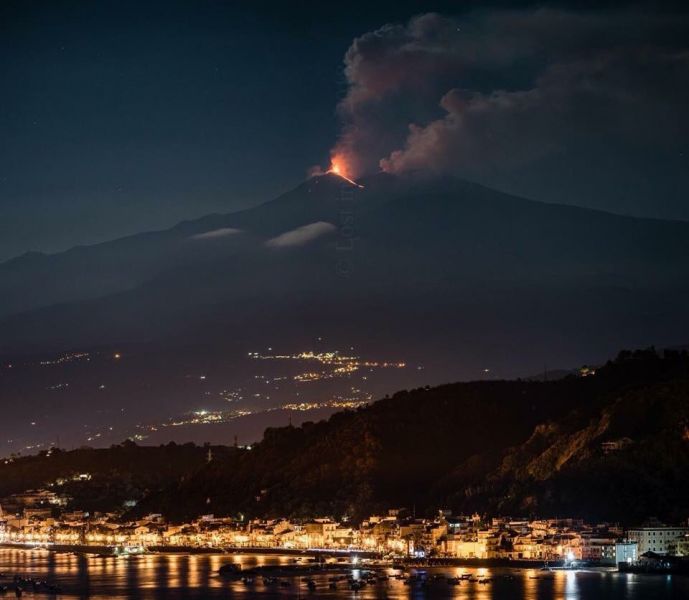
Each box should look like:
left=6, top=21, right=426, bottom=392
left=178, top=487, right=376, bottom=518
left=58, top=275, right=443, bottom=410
left=0, top=441, right=235, bottom=514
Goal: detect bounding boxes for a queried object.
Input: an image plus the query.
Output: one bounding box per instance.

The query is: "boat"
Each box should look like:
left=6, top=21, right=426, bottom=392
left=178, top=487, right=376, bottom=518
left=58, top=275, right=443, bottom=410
left=113, top=545, right=147, bottom=557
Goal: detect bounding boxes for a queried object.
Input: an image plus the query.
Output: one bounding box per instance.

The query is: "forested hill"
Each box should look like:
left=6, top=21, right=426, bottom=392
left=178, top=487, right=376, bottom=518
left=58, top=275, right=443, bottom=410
left=0, top=442, right=235, bottom=513
left=134, top=349, right=689, bottom=524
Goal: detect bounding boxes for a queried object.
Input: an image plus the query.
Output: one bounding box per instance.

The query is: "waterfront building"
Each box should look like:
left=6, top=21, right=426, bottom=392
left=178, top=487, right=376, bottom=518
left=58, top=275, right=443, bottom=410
left=667, top=534, right=689, bottom=557
left=615, top=542, right=638, bottom=565
left=580, top=529, right=618, bottom=564
left=443, top=534, right=487, bottom=558
left=304, top=518, right=339, bottom=548
left=628, top=526, right=689, bottom=555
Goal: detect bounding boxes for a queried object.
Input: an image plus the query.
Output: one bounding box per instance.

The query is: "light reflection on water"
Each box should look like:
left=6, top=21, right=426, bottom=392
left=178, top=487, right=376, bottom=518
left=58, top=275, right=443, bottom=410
left=0, top=549, right=687, bottom=599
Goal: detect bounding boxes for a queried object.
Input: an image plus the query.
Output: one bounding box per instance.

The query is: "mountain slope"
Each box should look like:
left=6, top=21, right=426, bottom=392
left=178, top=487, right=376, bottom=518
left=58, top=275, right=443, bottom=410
left=479, top=364, right=689, bottom=521
left=0, top=441, right=235, bottom=513
left=2, top=172, right=689, bottom=365
left=4, top=172, right=689, bottom=320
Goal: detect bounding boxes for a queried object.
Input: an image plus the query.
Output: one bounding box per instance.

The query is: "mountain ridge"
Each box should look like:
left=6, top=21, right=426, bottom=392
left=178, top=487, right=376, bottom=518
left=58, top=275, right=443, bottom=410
left=3, top=172, right=689, bottom=444
left=6, top=172, right=689, bottom=271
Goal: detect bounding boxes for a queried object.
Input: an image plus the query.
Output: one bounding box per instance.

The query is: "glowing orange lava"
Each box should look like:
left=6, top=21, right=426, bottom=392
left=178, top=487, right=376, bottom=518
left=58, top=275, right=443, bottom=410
left=329, top=156, right=347, bottom=177
left=327, top=156, right=363, bottom=187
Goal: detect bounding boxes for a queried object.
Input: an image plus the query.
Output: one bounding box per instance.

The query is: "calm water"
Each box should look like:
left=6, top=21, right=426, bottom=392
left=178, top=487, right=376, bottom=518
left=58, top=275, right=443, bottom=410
left=0, top=548, right=687, bottom=599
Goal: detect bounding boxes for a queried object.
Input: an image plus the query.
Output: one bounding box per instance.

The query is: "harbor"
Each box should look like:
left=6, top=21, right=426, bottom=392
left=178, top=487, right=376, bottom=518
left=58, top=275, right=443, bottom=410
left=0, top=546, right=687, bottom=599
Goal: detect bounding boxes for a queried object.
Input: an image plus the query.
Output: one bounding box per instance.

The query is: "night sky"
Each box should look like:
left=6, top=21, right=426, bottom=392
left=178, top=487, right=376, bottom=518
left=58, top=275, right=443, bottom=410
left=1, top=0, right=688, bottom=262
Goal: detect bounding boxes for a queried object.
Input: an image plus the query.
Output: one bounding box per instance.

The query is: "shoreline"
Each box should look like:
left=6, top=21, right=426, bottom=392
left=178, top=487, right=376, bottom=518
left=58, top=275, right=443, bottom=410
left=0, top=543, right=598, bottom=570
left=0, top=542, right=379, bottom=559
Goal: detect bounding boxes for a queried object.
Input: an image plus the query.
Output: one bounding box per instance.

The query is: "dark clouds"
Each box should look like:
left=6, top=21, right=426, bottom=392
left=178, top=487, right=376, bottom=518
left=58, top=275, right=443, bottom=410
left=335, top=9, right=689, bottom=215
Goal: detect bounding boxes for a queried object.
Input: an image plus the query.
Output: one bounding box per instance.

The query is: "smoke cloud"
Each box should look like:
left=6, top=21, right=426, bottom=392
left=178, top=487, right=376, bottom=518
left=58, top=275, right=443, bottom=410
left=334, top=10, right=689, bottom=187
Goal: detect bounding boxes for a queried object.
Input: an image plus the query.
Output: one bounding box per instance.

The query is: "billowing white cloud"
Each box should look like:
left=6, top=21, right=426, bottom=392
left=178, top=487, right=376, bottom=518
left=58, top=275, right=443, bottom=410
left=190, top=227, right=241, bottom=240
left=265, top=222, right=336, bottom=248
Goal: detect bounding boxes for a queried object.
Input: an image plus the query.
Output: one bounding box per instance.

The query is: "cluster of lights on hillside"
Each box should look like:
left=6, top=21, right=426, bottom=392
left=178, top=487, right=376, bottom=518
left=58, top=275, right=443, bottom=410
left=124, top=348, right=405, bottom=439
left=249, top=350, right=405, bottom=383
left=5, top=344, right=409, bottom=451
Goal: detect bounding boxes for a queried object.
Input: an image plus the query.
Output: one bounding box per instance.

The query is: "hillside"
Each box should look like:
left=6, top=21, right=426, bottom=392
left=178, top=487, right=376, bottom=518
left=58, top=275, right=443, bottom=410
left=478, top=373, right=689, bottom=522
left=134, top=348, right=689, bottom=524
left=0, top=441, right=234, bottom=514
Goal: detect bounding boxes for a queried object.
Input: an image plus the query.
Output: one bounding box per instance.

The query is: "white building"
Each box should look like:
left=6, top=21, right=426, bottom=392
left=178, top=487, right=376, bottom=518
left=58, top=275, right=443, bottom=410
left=615, top=542, right=638, bottom=565
left=627, top=527, right=689, bottom=555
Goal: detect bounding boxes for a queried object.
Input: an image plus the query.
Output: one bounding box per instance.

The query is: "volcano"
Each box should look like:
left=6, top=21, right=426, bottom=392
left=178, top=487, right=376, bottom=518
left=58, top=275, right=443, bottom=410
left=2, top=171, right=689, bottom=375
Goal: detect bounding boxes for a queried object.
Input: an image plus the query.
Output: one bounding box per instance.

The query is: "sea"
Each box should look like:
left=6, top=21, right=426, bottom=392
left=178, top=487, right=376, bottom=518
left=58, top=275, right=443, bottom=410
left=0, top=548, right=687, bottom=599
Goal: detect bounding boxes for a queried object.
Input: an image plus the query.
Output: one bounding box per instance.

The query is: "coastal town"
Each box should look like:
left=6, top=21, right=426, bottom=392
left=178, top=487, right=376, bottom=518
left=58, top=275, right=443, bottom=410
left=2, top=486, right=688, bottom=571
